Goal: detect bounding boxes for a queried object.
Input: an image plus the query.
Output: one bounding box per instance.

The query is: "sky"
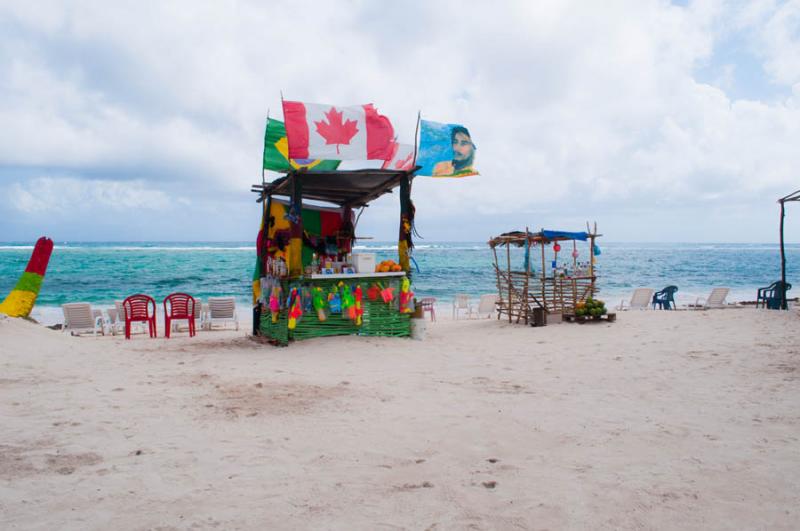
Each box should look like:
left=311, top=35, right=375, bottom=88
left=0, top=0, right=799, bottom=243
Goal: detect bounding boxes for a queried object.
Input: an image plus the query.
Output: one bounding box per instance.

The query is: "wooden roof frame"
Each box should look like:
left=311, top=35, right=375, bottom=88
left=252, top=167, right=420, bottom=208
left=488, top=229, right=602, bottom=248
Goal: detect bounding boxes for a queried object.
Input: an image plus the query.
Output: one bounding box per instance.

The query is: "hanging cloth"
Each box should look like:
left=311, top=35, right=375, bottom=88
left=523, top=237, right=530, bottom=272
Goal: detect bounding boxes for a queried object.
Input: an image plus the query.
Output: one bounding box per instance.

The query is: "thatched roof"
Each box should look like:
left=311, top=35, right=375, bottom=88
left=488, top=229, right=598, bottom=248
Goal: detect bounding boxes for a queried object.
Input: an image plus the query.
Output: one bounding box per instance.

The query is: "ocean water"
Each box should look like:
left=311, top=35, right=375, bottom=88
left=1, top=241, right=797, bottom=325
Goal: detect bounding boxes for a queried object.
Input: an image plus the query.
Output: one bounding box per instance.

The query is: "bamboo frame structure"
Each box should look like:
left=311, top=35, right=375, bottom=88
left=488, top=227, right=602, bottom=324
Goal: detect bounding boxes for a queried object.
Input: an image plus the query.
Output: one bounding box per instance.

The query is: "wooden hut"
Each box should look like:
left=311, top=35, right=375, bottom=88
left=250, top=168, right=417, bottom=345
left=488, top=227, right=601, bottom=323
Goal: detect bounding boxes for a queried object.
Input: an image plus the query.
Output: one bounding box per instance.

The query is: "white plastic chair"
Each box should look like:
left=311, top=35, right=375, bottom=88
left=62, top=303, right=106, bottom=336
left=111, top=300, right=128, bottom=335
left=617, top=288, right=653, bottom=311
left=452, top=294, right=474, bottom=320
left=106, top=307, right=122, bottom=336
left=692, top=287, right=730, bottom=310
left=476, top=294, right=499, bottom=318
left=206, top=297, right=239, bottom=331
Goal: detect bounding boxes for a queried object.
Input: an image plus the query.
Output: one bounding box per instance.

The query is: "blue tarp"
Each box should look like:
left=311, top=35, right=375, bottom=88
left=541, top=230, right=589, bottom=241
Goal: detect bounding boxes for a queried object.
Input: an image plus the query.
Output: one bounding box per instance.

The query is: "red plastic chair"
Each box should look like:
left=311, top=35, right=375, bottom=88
left=163, top=293, right=197, bottom=338
left=419, top=297, right=437, bottom=322
left=122, top=294, right=157, bottom=339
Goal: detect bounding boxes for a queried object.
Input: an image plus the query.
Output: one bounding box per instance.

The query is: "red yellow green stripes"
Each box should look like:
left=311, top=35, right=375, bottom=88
left=0, top=237, right=53, bottom=318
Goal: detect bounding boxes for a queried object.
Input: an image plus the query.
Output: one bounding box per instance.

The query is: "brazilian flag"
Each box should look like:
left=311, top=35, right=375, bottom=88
left=263, top=118, right=341, bottom=172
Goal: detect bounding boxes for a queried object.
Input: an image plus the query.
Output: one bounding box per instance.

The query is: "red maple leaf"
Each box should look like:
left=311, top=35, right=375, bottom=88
left=314, top=107, right=359, bottom=154
left=394, top=151, right=414, bottom=170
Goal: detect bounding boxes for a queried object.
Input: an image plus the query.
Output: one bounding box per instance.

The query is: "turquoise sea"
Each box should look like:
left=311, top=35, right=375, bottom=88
left=1, top=241, right=797, bottom=325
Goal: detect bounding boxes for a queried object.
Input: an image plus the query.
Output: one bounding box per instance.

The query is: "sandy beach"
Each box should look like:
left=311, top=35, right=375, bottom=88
left=1, top=309, right=798, bottom=530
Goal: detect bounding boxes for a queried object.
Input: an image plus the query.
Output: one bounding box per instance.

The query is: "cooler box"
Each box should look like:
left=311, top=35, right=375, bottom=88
left=352, top=253, right=376, bottom=274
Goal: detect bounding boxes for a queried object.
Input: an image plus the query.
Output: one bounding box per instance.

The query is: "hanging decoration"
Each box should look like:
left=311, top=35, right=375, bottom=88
left=287, top=288, right=302, bottom=330
left=312, top=287, right=327, bottom=321
left=269, top=286, right=282, bottom=323
left=399, top=277, right=414, bottom=314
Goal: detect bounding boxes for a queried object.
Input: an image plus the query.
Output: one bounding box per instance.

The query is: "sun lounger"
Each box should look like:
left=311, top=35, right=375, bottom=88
left=206, top=297, right=239, bottom=330
left=617, top=288, right=653, bottom=310
left=171, top=297, right=203, bottom=333
left=62, top=303, right=106, bottom=336
left=476, top=294, right=499, bottom=318
left=691, top=287, right=730, bottom=309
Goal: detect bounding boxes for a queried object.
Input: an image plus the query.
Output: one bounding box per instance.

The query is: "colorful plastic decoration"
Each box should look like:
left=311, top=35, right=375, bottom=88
left=380, top=283, right=395, bottom=304
left=553, top=242, right=561, bottom=253
left=328, top=284, right=342, bottom=314
left=287, top=288, right=302, bottom=330
left=399, top=277, right=414, bottom=314
left=0, top=236, right=54, bottom=318
left=341, top=284, right=356, bottom=320
left=312, top=287, right=327, bottom=321
left=593, top=244, right=601, bottom=256
left=367, top=284, right=380, bottom=301
left=302, top=288, right=313, bottom=313
left=353, top=285, right=363, bottom=326
left=269, top=286, right=282, bottom=323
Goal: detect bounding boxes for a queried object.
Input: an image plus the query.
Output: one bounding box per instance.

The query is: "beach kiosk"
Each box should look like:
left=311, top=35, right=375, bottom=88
left=251, top=168, right=417, bottom=345
left=489, top=228, right=604, bottom=324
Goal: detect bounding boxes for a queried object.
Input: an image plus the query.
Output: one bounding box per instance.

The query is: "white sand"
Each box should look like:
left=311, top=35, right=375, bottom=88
left=1, top=309, right=799, bottom=530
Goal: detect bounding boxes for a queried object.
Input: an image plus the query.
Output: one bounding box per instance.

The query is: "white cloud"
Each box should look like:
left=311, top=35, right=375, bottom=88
left=8, top=177, right=171, bottom=213
left=0, top=0, right=799, bottom=242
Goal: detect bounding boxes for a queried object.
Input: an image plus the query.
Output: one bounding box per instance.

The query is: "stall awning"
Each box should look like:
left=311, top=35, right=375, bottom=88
left=541, top=230, right=588, bottom=241
left=252, top=167, right=418, bottom=207
left=489, top=229, right=598, bottom=248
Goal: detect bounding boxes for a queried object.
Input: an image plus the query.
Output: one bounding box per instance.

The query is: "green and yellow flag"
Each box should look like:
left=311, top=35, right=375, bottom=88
left=263, top=118, right=341, bottom=172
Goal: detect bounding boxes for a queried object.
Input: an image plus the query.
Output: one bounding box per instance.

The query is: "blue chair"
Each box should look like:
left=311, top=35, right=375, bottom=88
left=757, top=281, right=792, bottom=310
left=652, top=285, right=678, bottom=310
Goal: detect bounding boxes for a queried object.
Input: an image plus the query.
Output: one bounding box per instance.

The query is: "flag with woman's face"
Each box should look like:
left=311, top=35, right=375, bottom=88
left=416, top=120, right=478, bottom=177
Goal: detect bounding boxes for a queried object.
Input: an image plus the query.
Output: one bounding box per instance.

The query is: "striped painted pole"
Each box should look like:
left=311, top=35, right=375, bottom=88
left=0, top=237, right=54, bottom=318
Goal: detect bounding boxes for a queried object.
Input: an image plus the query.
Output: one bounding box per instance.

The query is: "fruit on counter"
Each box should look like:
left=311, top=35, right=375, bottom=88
left=376, top=259, right=404, bottom=273
left=575, top=297, right=606, bottom=317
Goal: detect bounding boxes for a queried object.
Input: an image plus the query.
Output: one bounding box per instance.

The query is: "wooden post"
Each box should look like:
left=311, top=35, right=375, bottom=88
left=540, top=238, right=547, bottom=311
left=398, top=174, right=411, bottom=272
left=589, top=234, right=595, bottom=295
left=288, top=174, right=304, bottom=278
left=506, top=243, right=512, bottom=323
left=780, top=199, right=787, bottom=310
left=492, top=244, right=501, bottom=319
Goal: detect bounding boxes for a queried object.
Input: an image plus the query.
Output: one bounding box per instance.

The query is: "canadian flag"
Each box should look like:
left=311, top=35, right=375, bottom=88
left=381, top=142, right=416, bottom=171
left=282, top=100, right=395, bottom=161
